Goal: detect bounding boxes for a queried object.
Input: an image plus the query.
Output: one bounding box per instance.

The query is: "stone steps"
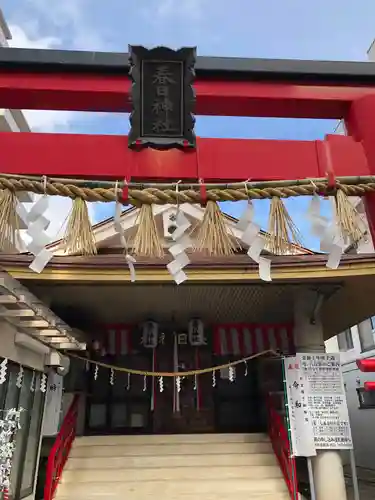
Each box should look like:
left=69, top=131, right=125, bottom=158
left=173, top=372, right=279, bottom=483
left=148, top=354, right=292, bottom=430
left=56, top=478, right=289, bottom=499
left=61, top=464, right=283, bottom=482
left=65, top=452, right=277, bottom=469
left=56, top=433, right=288, bottom=500
left=69, top=441, right=273, bottom=457
left=72, top=432, right=269, bottom=446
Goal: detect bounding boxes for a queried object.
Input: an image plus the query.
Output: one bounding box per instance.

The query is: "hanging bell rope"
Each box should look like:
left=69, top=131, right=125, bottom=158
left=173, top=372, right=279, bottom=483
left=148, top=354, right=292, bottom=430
left=1, top=173, right=375, bottom=205
left=69, top=349, right=279, bottom=377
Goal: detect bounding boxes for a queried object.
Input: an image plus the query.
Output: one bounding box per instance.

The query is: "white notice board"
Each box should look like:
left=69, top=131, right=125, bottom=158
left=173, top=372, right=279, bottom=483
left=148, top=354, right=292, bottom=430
left=42, top=372, right=63, bottom=436
left=297, top=353, right=353, bottom=450
left=285, top=356, right=316, bottom=457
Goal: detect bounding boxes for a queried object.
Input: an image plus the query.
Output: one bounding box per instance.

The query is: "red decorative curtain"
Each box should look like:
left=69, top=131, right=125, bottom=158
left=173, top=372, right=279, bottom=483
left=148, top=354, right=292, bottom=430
left=104, top=324, right=132, bottom=355
left=213, top=323, right=294, bottom=356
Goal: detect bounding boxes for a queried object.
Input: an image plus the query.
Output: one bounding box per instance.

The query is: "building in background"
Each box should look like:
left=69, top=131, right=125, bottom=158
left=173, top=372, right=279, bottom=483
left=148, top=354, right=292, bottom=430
left=325, top=227, right=375, bottom=470
left=325, top=317, right=375, bottom=469
left=0, top=9, right=32, bottom=246
left=324, top=41, right=375, bottom=472
left=0, top=10, right=29, bottom=134
left=0, top=8, right=10, bottom=46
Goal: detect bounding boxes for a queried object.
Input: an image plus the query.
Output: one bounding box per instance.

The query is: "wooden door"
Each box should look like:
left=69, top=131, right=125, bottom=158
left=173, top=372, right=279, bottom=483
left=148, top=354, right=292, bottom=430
left=214, top=359, right=266, bottom=433
left=152, top=332, right=214, bottom=434
left=85, top=352, right=152, bottom=435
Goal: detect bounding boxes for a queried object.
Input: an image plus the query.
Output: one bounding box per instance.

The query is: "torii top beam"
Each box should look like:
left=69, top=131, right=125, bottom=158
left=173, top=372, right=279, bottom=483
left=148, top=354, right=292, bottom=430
left=1, top=47, right=375, bottom=117
left=0, top=47, right=375, bottom=195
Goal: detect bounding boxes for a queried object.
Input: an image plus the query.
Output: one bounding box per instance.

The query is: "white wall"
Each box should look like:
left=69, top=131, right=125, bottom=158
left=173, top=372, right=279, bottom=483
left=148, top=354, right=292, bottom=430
left=0, top=10, right=30, bottom=133
left=325, top=335, right=339, bottom=353
left=342, top=358, right=375, bottom=469
left=326, top=322, right=375, bottom=470
left=325, top=325, right=362, bottom=364
left=0, top=319, right=49, bottom=500
left=0, top=26, right=8, bottom=46
left=368, top=39, right=375, bottom=62
left=0, top=319, right=47, bottom=370
left=0, top=318, right=74, bottom=500
left=0, top=9, right=10, bottom=47
left=326, top=321, right=375, bottom=362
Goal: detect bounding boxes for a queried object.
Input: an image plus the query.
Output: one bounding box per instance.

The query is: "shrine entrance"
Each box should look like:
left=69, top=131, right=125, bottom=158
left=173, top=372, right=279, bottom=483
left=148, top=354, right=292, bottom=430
left=83, top=323, right=278, bottom=436
left=84, top=327, right=216, bottom=436
left=152, top=329, right=213, bottom=434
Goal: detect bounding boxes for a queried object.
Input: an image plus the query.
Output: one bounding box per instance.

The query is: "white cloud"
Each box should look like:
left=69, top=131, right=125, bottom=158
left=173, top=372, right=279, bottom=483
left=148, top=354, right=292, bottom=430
left=5, top=6, right=110, bottom=239
left=23, top=110, right=77, bottom=132
left=26, top=0, right=82, bottom=28
left=9, top=24, right=61, bottom=49
left=7, top=24, right=77, bottom=133
left=24, top=0, right=108, bottom=51
left=43, top=197, right=96, bottom=241
left=21, top=196, right=96, bottom=250
left=139, top=0, right=212, bottom=44
left=6, top=23, right=94, bottom=242
left=154, top=0, right=205, bottom=20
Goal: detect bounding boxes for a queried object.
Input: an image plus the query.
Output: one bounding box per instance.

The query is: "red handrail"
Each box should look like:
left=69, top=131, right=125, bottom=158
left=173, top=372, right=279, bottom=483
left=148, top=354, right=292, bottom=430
left=44, top=394, right=80, bottom=500
left=267, top=395, right=298, bottom=499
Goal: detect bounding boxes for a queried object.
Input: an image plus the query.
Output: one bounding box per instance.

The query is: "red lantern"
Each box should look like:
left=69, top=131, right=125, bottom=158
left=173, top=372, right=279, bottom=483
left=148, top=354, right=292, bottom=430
left=356, top=359, right=375, bottom=391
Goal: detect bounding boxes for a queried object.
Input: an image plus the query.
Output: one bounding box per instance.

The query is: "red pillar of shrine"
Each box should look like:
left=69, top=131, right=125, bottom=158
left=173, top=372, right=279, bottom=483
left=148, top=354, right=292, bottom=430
left=346, top=95, right=375, bottom=245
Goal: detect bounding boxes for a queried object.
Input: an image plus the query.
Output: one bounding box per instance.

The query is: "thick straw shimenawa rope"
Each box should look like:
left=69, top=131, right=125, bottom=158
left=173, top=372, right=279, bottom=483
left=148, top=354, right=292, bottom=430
left=267, top=197, right=303, bottom=254
left=194, top=200, right=240, bottom=255
left=69, top=349, right=279, bottom=377
left=335, top=189, right=367, bottom=244
left=2, top=175, right=375, bottom=204
left=64, top=198, right=97, bottom=255
left=131, top=205, right=164, bottom=257
left=0, top=190, right=19, bottom=251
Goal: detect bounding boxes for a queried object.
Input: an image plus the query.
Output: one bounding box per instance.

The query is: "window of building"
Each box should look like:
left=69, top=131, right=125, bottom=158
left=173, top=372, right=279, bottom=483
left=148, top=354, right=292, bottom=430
left=357, top=387, right=375, bottom=409
left=359, top=319, right=375, bottom=352
left=0, top=359, right=46, bottom=500
left=337, top=329, right=354, bottom=351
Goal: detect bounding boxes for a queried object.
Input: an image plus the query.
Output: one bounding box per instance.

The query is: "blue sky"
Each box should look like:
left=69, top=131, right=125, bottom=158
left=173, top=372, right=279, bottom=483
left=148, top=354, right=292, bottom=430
left=3, top=0, right=375, bottom=250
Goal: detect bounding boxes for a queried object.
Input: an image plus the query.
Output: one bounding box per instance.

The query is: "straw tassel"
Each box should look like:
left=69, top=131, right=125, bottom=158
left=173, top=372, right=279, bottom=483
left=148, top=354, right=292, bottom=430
left=131, top=205, right=163, bottom=257
left=0, top=190, right=20, bottom=252
left=267, top=197, right=302, bottom=254
left=194, top=200, right=239, bottom=255
left=335, top=188, right=366, bottom=245
left=64, top=198, right=96, bottom=255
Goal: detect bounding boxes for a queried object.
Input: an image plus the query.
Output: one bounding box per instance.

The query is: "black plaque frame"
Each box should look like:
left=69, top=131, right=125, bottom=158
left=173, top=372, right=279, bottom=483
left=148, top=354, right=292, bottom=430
left=128, top=45, right=196, bottom=150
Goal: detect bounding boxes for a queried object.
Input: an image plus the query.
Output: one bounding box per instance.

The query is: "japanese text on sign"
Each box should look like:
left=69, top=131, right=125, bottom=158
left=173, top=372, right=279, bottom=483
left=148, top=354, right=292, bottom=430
left=298, top=353, right=353, bottom=450
left=128, top=45, right=196, bottom=149
left=142, top=61, right=183, bottom=138
left=285, top=353, right=353, bottom=455
left=285, top=357, right=316, bottom=457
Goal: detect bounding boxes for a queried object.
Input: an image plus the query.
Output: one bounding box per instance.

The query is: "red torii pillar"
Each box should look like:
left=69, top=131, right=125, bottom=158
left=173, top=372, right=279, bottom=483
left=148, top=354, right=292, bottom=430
left=347, top=96, right=375, bottom=242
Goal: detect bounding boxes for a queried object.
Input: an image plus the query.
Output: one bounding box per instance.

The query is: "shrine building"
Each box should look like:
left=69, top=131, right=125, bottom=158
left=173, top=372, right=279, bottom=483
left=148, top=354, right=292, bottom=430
left=0, top=204, right=374, bottom=500
left=1, top=42, right=375, bottom=500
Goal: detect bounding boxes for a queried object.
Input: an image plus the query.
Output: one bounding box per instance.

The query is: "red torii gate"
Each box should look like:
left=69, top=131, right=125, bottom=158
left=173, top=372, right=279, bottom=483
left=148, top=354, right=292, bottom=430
left=0, top=48, right=375, bottom=238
